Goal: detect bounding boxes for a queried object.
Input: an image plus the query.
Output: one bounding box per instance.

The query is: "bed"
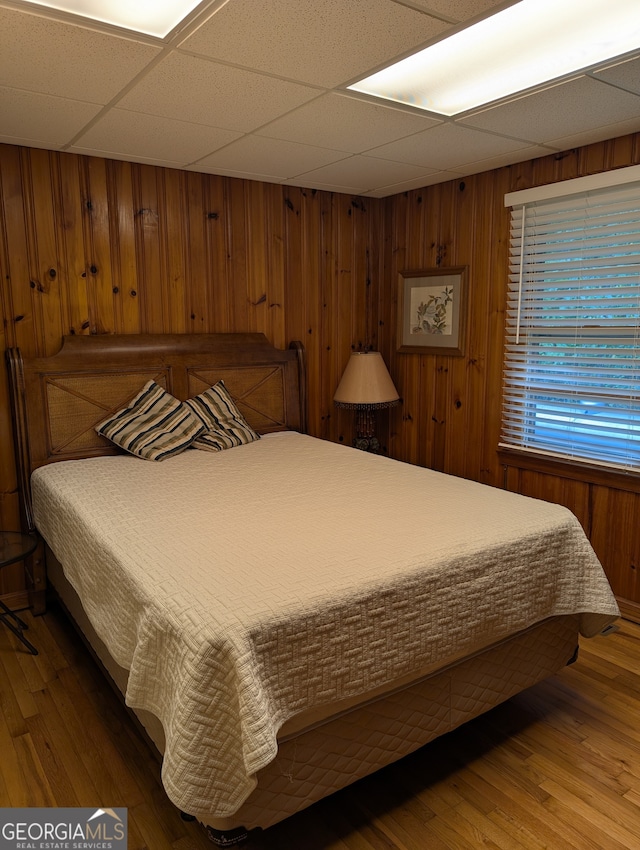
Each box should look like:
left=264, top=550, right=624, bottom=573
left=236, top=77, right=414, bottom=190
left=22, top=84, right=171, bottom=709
left=6, top=332, right=620, bottom=847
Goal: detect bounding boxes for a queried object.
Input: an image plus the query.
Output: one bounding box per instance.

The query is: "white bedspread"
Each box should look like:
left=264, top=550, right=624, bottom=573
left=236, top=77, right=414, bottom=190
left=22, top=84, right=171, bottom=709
left=31, top=433, right=619, bottom=817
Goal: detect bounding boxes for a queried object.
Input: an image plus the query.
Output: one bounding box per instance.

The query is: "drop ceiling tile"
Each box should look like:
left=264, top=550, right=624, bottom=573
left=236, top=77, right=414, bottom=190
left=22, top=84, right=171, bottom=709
left=256, top=93, right=442, bottom=153
left=391, top=0, right=515, bottom=21
left=67, top=148, right=188, bottom=169
left=282, top=177, right=370, bottom=195
left=186, top=164, right=284, bottom=184
left=295, top=155, right=436, bottom=193
left=180, top=0, right=449, bottom=88
left=118, top=53, right=319, bottom=133
left=545, top=116, right=640, bottom=153
left=592, top=56, right=640, bottom=96
left=0, top=86, right=102, bottom=147
left=363, top=170, right=460, bottom=196
left=70, top=109, right=242, bottom=164
left=367, top=122, right=533, bottom=169
left=455, top=144, right=560, bottom=175
left=0, top=7, right=160, bottom=104
left=459, top=76, right=640, bottom=144
left=193, top=136, right=349, bottom=179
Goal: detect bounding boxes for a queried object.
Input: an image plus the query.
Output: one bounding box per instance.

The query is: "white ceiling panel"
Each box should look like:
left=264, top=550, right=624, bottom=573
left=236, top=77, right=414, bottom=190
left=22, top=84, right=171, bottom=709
left=365, top=170, right=462, bottom=196
left=592, top=55, right=640, bottom=96
left=292, top=154, right=435, bottom=193
left=117, top=53, right=320, bottom=133
left=256, top=93, right=442, bottom=153
left=459, top=76, right=640, bottom=144
left=193, top=135, right=349, bottom=178
left=391, top=0, right=517, bottom=21
left=0, top=6, right=160, bottom=103
left=545, top=116, right=640, bottom=153
left=71, top=109, right=243, bottom=165
left=455, top=143, right=561, bottom=175
left=367, top=122, right=538, bottom=169
left=0, top=0, right=639, bottom=196
left=180, top=0, right=450, bottom=87
left=0, top=86, right=103, bottom=146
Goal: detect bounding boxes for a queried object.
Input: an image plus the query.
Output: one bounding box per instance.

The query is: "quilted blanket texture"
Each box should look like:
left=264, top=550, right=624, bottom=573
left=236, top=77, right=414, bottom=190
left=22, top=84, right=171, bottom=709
left=31, top=433, right=619, bottom=817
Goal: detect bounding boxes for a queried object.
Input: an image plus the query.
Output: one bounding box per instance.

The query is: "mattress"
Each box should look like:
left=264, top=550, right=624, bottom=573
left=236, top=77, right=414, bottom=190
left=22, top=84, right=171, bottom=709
left=47, top=547, right=579, bottom=832
left=31, top=432, right=619, bottom=818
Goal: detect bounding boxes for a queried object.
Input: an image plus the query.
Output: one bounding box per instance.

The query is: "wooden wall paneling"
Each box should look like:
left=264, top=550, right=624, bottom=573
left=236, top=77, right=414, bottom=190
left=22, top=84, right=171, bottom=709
left=321, top=192, right=340, bottom=445
left=504, top=468, right=591, bottom=535
left=55, top=153, right=91, bottom=337
left=443, top=181, right=472, bottom=481
left=328, top=192, right=375, bottom=447
left=386, top=192, right=413, bottom=463
left=206, top=174, right=233, bottom=334
left=162, top=168, right=188, bottom=334
left=263, top=183, right=286, bottom=350
left=301, top=189, right=323, bottom=438
left=244, top=180, right=268, bottom=336
left=349, top=197, right=369, bottom=351
left=609, top=132, right=639, bottom=169
left=283, top=187, right=305, bottom=353
left=186, top=171, right=214, bottom=333
left=0, top=147, right=26, bottom=597
left=0, top=149, right=21, bottom=512
left=437, top=180, right=471, bottom=480
left=225, top=178, right=249, bottom=333
left=590, top=486, right=640, bottom=606
left=392, top=192, right=431, bottom=467
left=132, top=164, right=163, bottom=332
left=111, top=162, right=141, bottom=333
left=480, top=168, right=510, bottom=488
left=456, top=175, right=490, bottom=484
left=380, top=197, right=401, bottom=457
left=2, top=148, right=39, bottom=355
left=81, top=156, right=118, bottom=337
left=578, top=139, right=609, bottom=177
left=26, top=149, right=65, bottom=355
left=419, top=183, right=451, bottom=473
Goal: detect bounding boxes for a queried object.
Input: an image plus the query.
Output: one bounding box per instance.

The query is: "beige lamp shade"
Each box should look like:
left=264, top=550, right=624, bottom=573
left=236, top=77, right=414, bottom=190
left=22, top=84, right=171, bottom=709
left=334, top=351, right=399, bottom=409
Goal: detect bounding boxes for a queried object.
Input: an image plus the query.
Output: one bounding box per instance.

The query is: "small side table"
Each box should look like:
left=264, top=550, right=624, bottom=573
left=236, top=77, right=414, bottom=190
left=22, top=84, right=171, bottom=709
left=0, top=531, right=39, bottom=655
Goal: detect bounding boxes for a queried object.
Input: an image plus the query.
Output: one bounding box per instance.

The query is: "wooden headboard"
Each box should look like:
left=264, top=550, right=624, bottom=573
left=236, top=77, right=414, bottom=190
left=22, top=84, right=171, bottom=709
left=7, top=333, right=306, bottom=533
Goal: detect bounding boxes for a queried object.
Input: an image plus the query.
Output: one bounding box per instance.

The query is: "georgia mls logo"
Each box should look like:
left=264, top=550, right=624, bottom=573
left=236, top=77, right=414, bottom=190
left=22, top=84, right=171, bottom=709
left=0, top=807, right=127, bottom=849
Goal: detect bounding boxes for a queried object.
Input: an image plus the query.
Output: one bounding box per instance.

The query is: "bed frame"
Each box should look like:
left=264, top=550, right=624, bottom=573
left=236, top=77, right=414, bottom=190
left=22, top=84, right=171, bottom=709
left=6, top=333, right=580, bottom=847
left=7, top=333, right=305, bottom=614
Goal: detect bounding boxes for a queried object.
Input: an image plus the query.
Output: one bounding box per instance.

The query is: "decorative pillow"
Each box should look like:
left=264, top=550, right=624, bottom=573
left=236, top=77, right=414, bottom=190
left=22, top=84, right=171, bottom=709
left=184, top=381, right=260, bottom=452
left=95, top=380, right=204, bottom=461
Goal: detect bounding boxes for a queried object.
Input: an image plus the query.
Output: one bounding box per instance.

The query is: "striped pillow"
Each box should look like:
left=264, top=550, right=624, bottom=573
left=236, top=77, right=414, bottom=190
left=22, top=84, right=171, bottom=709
left=95, top=380, right=204, bottom=461
left=185, top=381, right=260, bottom=452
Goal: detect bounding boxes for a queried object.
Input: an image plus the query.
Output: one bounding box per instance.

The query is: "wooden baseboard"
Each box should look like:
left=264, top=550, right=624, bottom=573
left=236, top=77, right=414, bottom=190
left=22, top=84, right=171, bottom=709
left=617, top=596, right=640, bottom=624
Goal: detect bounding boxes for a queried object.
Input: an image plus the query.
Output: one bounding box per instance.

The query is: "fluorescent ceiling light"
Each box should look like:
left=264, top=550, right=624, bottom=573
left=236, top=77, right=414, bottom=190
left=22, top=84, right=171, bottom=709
left=19, top=0, right=205, bottom=37
left=348, top=0, right=640, bottom=116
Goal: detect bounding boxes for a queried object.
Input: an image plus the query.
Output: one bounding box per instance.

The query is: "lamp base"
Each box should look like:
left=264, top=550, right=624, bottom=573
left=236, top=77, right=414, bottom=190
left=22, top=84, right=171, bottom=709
left=354, top=435, right=381, bottom=453
left=354, top=408, right=381, bottom=453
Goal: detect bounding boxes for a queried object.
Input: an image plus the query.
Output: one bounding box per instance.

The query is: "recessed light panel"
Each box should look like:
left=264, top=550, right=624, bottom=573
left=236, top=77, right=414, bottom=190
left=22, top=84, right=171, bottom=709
left=20, top=0, right=205, bottom=37
left=349, top=0, right=640, bottom=116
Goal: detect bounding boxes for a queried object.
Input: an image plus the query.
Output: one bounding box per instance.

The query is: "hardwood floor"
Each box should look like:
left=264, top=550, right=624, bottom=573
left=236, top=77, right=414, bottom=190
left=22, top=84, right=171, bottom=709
left=1, top=604, right=639, bottom=850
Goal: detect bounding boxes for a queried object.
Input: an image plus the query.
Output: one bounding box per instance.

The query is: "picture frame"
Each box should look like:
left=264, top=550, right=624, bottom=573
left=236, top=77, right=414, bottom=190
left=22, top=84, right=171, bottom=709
left=397, top=267, right=467, bottom=355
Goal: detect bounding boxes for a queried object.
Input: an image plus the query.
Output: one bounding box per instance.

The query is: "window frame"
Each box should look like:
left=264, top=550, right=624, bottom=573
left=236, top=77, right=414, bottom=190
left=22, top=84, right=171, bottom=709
left=500, top=164, right=640, bottom=479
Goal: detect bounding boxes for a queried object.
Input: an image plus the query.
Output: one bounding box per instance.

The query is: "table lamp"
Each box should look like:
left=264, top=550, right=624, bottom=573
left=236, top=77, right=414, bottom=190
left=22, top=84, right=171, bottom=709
left=334, top=351, right=400, bottom=453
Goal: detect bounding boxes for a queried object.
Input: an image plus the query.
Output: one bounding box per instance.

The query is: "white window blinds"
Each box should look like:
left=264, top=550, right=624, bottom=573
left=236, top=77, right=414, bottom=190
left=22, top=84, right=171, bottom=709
left=500, top=176, right=640, bottom=471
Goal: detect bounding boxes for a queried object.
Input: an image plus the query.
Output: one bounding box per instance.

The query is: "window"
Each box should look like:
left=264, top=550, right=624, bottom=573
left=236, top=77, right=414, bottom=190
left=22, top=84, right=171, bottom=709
left=500, top=166, right=640, bottom=472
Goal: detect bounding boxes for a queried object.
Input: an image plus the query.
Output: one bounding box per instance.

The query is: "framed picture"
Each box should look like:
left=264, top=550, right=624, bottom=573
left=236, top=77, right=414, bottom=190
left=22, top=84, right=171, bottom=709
left=397, top=267, right=467, bottom=355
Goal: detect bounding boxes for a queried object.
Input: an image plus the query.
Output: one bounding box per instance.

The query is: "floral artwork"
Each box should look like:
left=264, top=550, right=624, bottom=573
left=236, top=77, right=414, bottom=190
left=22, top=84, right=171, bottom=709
left=410, top=285, right=453, bottom=335
left=398, top=268, right=466, bottom=355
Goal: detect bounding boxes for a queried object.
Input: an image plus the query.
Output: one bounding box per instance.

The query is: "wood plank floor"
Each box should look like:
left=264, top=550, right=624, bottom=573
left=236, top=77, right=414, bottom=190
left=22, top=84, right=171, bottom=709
left=1, top=604, right=639, bottom=849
